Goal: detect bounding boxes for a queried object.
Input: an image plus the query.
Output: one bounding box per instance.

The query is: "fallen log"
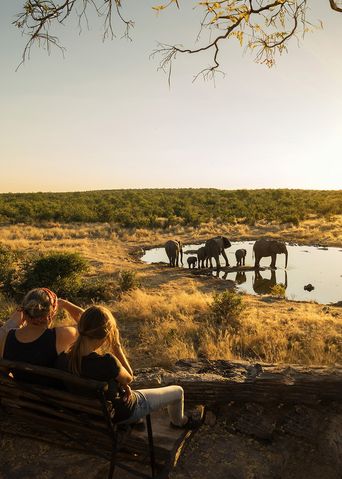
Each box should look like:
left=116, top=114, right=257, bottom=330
left=133, top=359, right=342, bottom=407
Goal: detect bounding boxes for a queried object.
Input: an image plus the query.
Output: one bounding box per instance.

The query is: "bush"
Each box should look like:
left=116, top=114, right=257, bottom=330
left=77, top=278, right=118, bottom=303
left=118, top=270, right=140, bottom=293
left=270, top=283, right=286, bottom=299
left=21, top=251, right=89, bottom=298
left=0, top=246, right=20, bottom=295
left=0, top=293, right=17, bottom=325
left=210, top=291, right=245, bottom=333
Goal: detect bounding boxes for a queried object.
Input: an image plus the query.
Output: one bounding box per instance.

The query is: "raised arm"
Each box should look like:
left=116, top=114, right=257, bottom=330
left=112, top=330, right=133, bottom=377
left=0, top=309, right=24, bottom=333
left=58, top=298, right=84, bottom=323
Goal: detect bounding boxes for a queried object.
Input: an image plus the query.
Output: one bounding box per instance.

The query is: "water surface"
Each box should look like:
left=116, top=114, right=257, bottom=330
left=141, top=241, right=342, bottom=304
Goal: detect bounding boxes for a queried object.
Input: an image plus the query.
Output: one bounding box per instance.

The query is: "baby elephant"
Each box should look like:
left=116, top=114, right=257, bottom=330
left=235, top=248, right=247, bottom=267
left=187, top=256, right=197, bottom=269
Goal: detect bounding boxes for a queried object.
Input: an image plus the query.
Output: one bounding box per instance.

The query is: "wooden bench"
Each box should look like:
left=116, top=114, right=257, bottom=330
left=0, top=358, right=157, bottom=479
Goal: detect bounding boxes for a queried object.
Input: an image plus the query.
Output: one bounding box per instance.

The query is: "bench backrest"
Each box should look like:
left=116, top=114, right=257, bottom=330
left=0, top=358, right=116, bottom=442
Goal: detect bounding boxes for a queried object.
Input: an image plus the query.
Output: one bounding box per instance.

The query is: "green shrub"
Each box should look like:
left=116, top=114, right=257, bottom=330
left=270, top=283, right=286, bottom=299
left=210, top=290, right=245, bottom=333
left=118, top=270, right=140, bottom=293
left=0, top=246, right=20, bottom=295
left=0, top=246, right=15, bottom=284
left=77, top=278, right=118, bottom=303
left=21, top=252, right=89, bottom=298
left=0, top=293, right=17, bottom=325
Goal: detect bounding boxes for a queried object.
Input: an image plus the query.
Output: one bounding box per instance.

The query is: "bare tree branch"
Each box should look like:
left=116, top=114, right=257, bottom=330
left=329, top=0, right=342, bottom=12
left=14, top=0, right=342, bottom=81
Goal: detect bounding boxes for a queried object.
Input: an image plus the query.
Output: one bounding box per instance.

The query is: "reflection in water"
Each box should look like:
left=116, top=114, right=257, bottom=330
left=141, top=242, right=342, bottom=304
left=252, top=270, right=287, bottom=295
left=235, top=271, right=247, bottom=285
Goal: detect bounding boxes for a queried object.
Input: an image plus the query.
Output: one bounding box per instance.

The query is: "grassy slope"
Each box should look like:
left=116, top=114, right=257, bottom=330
left=0, top=217, right=341, bottom=366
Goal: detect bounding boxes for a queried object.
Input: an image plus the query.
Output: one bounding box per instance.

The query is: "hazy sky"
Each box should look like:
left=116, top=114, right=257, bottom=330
left=1, top=1, right=341, bottom=193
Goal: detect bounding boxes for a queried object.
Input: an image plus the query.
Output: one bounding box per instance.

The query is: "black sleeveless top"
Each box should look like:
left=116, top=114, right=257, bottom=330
left=3, top=328, right=59, bottom=386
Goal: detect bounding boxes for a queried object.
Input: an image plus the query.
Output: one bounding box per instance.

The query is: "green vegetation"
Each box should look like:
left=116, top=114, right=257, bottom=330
left=0, top=189, right=341, bottom=228
left=270, top=284, right=287, bottom=299
left=0, top=249, right=135, bottom=306
left=210, top=291, right=246, bottom=333
left=118, top=270, right=140, bottom=293
left=21, top=252, right=89, bottom=298
left=0, top=246, right=18, bottom=294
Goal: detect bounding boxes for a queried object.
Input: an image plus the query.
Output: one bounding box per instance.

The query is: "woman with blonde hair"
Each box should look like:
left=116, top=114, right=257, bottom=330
left=0, top=288, right=83, bottom=383
left=56, top=305, right=200, bottom=428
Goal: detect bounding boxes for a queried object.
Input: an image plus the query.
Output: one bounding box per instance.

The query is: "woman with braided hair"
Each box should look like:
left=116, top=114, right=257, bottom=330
left=0, top=288, right=84, bottom=383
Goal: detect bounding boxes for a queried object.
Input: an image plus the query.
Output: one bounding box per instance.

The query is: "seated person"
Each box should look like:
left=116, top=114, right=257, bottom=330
left=56, top=305, right=201, bottom=428
left=0, top=288, right=83, bottom=384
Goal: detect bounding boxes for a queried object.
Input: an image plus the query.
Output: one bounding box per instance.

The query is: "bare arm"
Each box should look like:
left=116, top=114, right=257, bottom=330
left=115, top=365, right=133, bottom=386
left=113, top=339, right=133, bottom=377
left=58, top=299, right=84, bottom=323
left=0, top=309, right=24, bottom=333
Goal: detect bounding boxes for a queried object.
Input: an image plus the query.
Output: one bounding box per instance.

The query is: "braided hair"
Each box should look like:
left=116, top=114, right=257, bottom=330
left=21, top=288, right=58, bottom=326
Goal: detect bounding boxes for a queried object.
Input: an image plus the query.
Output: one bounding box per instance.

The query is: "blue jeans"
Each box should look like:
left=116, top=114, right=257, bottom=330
left=120, top=385, right=186, bottom=427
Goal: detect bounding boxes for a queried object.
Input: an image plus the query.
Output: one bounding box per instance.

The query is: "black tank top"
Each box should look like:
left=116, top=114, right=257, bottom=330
left=3, top=328, right=59, bottom=386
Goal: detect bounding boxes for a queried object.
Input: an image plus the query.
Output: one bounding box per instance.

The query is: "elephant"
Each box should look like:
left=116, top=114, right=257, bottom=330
left=187, top=256, right=197, bottom=269
left=164, top=240, right=183, bottom=267
left=253, top=270, right=288, bottom=295
left=205, top=236, right=231, bottom=270
left=253, top=238, right=288, bottom=269
left=197, top=246, right=209, bottom=269
left=235, top=248, right=247, bottom=267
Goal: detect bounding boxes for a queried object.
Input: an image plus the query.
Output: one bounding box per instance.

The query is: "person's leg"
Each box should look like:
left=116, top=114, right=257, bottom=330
left=136, top=385, right=187, bottom=427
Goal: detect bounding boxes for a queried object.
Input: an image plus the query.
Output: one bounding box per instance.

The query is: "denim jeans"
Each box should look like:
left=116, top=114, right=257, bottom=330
left=121, top=385, right=186, bottom=427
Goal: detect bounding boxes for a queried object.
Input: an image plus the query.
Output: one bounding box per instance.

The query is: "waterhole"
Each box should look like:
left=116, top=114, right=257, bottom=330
left=141, top=242, right=342, bottom=304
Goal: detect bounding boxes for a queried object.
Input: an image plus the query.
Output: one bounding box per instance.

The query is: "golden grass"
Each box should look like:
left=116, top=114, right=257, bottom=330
left=109, top=289, right=342, bottom=368
left=1, top=218, right=341, bottom=368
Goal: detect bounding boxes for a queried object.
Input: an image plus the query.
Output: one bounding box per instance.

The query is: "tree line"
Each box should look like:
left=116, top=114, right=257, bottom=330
left=0, top=189, right=341, bottom=228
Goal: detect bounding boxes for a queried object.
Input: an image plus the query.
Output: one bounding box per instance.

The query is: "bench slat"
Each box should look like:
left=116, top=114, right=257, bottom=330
left=1, top=396, right=109, bottom=432
left=2, top=403, right=114, bottom=443
left=0, top=359, right=107, bottom=392
left=0, top=377, right=104, bottom=416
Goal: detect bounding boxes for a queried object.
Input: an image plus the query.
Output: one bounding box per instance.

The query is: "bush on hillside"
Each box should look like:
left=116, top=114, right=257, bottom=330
left=210, top=291, right=245, bottom=333
left=0, top=246, right=19, bottom=295
left=118, top=270, right=140, bottom=293
left=21, top=252, right=89, bottom=298
left=77, top=278, right=118, bottom=303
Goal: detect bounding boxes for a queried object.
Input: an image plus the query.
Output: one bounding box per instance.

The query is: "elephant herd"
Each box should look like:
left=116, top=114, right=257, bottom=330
left=164, top=237, right=288, bottom=270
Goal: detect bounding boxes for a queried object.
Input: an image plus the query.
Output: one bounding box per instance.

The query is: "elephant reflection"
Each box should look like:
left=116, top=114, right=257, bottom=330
left=253, top=270, right=287, bottom=295
left=235, top=271, right=247, bottom=285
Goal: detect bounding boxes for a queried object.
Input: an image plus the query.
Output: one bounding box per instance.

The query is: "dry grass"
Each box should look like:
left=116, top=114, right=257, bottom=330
left=109, top=289, right=342, bottom=368
left=1, top=218, right=341, bottom=368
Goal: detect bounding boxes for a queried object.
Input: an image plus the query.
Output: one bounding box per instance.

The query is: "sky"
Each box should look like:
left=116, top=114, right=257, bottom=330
left=0, top=1, right=341, bottom=193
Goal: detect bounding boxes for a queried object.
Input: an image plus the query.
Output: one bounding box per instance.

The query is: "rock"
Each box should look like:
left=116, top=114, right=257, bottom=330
left=304, top=284, right=315, bottom=292
left=204, top=411, right=217, bottom=427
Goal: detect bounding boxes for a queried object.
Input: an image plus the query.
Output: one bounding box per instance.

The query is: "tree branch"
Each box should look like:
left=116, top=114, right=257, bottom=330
left=329, top=0, right=342, bottom=12
left=14, top=0, right=342, bottom=81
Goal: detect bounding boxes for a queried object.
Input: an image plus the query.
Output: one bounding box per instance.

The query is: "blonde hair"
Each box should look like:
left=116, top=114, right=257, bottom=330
left=22, top=288, right=56, bottom=325
left=67, top=305, right=119, bottom=375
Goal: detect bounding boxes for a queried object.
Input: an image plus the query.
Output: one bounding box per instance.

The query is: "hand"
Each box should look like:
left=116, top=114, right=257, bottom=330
left=122, top=384, right=132, bottom=403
